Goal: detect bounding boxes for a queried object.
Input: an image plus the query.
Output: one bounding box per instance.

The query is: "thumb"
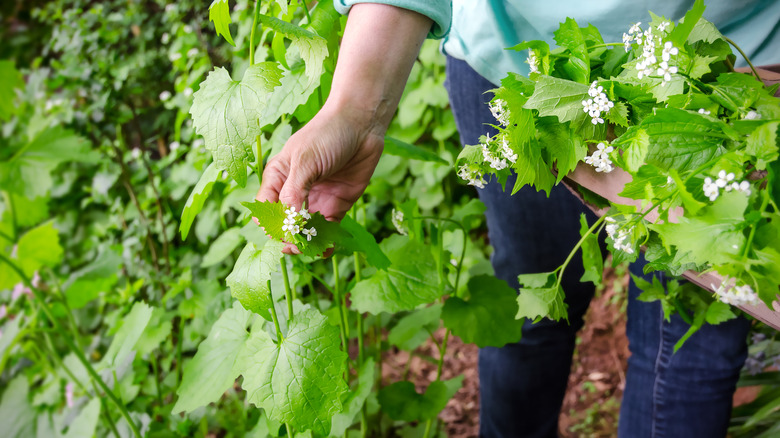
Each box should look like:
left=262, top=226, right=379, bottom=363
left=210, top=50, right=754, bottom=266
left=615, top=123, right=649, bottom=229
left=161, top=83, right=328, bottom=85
left=277, top=160, right=313, bottom=213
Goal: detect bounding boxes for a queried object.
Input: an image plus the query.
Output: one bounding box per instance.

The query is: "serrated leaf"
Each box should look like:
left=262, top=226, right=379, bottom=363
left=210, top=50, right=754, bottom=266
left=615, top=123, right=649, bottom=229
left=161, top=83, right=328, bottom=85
left=537, top=119, right=587, bottom=182
left=651, top=191, right=748, bottom=266
left=336, top=215, right=391, bottom=270
left=190, top=64, right=283, bottom=187
left=524, top=75, right=589, bottom=125
left=688, top=54, right=718, bottom=80
left=705, top=301, right=736, bottom=325
left=746, top=122, right=779, bottom=170
left=669, top=169, right=706, bottom=216
left=201, top=228, right=245, bottom=267
left=579, top=214, right=603, bottom=284
left=243, top=307, right=348, bottom=435
left=174, top=302, right=253, bottom=413
left=329, top=358, right=375, bottom=437
left=258, top=15, right=328, bottom=87
left=0, top=126, right=92, bottom=198
left=350, top=234, right=439, bottom=315
left=101, top=302, right=153, bottom=370
left=607, top=101, right=629, bottom=127
left=553, top=18, right=589, bottom=84
left=516, top=272, right=568, bottom=322
left=16, top=222, right=63, bottom=276
left=384, top=137, right=448, bottom=164
left=226, top=240, right=285, bottom=319
left=641, top=108, right=727, bottom=172
left=442, top=275, right=523, bottom=348
left=613, top=126, right=649, bottom=173
left=243, top=200, right=288, bottom=241
left=209, top=0, right=235, bottom=46
left=258, top=67, right=319, bottom=127
left=687, top=17, right=725, bottom=44
left=181, top=162, right=220, bottom=240
left=388, top=304, right=442, bottom=351
left=0, top=61, right=23, bottom=121
left=377, top=376, right=463, bottom=422
left=668, top=0, right=705, bottom=47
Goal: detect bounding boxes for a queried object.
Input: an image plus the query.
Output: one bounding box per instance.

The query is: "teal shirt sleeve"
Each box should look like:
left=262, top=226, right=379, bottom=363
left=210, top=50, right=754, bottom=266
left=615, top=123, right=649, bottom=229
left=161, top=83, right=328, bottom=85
left=333, top=0, right=452, bottom=39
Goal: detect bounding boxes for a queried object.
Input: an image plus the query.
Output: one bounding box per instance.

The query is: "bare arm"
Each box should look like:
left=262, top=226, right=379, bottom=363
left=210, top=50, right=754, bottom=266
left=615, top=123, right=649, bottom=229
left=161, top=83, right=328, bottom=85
left=256, top=4, right=432, bottom=252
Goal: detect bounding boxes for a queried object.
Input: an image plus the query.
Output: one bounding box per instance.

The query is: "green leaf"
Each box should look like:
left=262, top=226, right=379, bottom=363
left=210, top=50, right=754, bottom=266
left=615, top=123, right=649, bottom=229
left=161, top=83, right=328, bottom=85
left=668, top=0, right=705, bottom=47
left=746, top=122, right=779, bottom=170
left=243, top=200, right=288, bottom=242
left=688, top=54, right=719, bottom=80
left=537, top=119, right=587, bottom=182
left=669, top=169, right=706, bottom=216
left=336, top=215, right=391, bottom=270
left=516, top=272, right=568, bottom=322
left=181, top=162, right=220, bottom=240
left=0, top=126, right=92, bottom=198
left=226, top=240, right=285, bottom=319
left=174, top=302, right=253, bottom=413
left=579, top=214, right=603, bottom=284
left=388, top=304, right=442, bottom=351
left=0, top=376, right=35, bottom=438
left=687, top=17, right=725, bottom=44
left=524, top=75, right=589, bottom=125
left=0, top=61, right=23, bottom=121
left=258, top=67, right=319, bottom=127
left=641, top=108, right=727, bottom=173
left=553, top=18, right=589, bottom=83
left=651, top=191, right=748, bottom=266
left=201, top=228, right=244, bottom=267
left=101, top=302, right=153, bottom=369
left=705, top=301, right=736, bottom=325
left=442, top=275, right=523, bottom=348
left=384, top=137, right=448, bottom=164
left=613, top=126, right=650, bottom=173
left=63, top=398, right=101, bottom=438
left=258, top=15, right=328, bottom=87
left=710, top=73, right=766, bottom=112
left=243, top=307, right=348, bottom=435
left=16, top=222, right=63, bottom=276
left=350, top=234, right=439, bottom=315
left=607, top=101, right=630, bottom=127
left=64, top=248, right=122, bottom=309
left=329, top=358, right=375, bottom=437
left=377, top=376, right=463, bottom=422
left=674, top=309, right=706, bottom=353
left=209, top=0, right=235, bottom=46
left=190, top=64, right=283, bottom=187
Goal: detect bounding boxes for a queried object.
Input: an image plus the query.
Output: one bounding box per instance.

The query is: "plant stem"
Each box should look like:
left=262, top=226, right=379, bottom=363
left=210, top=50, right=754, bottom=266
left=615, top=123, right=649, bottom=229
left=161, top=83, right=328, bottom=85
left=268, top=280, right=284, bottom=341
left=555, top=215, right=606, bottom=288
left=332, top=255, right=348, bottom=354
left=151, top=351, right=164, bottom=410
left=723, top=36, right=760, bottom=79
left=175, top=316, right=185, bottom=389
left=0, top=254, right=142, bottom=438
left=255, top=135, right=263, bottom=186
left=2, top=190, right=18, bottom=239
left=281, top=255, right=294, bottom=320
left=93, top=379, right=123, bottom=438
left=249, top=0, right=261, bottom=65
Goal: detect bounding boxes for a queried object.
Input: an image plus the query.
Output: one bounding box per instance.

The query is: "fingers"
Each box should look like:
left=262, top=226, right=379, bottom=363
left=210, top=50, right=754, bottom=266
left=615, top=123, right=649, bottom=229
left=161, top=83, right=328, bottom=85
left=278, top=158, right=313, bottom=213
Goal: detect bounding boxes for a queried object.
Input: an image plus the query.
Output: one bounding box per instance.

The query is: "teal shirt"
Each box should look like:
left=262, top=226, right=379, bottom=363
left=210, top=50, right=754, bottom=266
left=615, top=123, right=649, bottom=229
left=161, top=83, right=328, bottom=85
left=335, top=0, right=780, bottom=86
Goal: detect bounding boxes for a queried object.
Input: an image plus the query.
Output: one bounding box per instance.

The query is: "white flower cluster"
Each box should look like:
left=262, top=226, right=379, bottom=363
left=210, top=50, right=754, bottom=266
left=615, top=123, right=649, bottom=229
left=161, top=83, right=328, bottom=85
left=391, top=209, right=407, bottom=236
left=282, top=206, right=317, bottom=241
left=713, top=279, right=760, bottom=307
left=457, top=165, right=487, bottom=189
left=702, top=170, right=751, bottom=201
left=744, top=110, right=760, bottom=120
left=489, top=99, right=511, bottom=127
left=527, top=50, right=540, bottom=74
left=605, top=217, right=635, bottom=254
left=697, top=108, right=711, bottom=115
left=624, top=21, right=679, bottom=86
left=584, top=142, right=615, bottom=173
left=480, top=134, right=518, bottom=171
left=582, top=82, right=614, bottom=125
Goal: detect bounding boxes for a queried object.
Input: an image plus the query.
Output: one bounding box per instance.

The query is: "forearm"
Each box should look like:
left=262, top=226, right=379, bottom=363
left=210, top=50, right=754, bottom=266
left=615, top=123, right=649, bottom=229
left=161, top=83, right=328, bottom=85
left=324, top=4, right=432, bottom=136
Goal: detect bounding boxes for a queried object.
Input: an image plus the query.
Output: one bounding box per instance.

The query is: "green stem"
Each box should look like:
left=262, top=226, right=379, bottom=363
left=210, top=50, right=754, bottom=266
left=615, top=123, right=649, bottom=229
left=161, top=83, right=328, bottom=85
left=249, top=0, right=261, bottom=65
left=0, top=228, right=13, bottom=242
left=332, top=255, right=348, bottom=354
left=556, top=215, right=606, bottom=288
left=175, top=316, right=185, bottom=389
left=0, top=254, right=142, bottom=438
left=255, top=135, right=263, bottom=187
left=268, top=280, right=284, bottom=341
left=151, top=351, right=164, bottom=410
left=2, top=191, right=18, bottom=240
left=742, top=192, right=769, bottom=259
left=590, top=42, right=624, bottom=49
left=423, top=327, right=450, bottom=438
left=723, top=36, right=760, bottom=80
left=92, top=380, right=123, bottom=438
left=281, top=255, right=294, bottom=320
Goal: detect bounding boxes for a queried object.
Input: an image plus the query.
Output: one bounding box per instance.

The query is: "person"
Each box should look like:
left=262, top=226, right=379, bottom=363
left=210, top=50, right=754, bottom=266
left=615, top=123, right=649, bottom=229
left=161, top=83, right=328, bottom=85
left=256, top=1, right=780, bottom=436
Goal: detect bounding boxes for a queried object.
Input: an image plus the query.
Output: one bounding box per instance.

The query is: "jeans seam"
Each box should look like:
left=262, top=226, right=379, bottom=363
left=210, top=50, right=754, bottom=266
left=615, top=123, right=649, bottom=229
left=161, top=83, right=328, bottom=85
left=651, top=302, right=665, bottom=438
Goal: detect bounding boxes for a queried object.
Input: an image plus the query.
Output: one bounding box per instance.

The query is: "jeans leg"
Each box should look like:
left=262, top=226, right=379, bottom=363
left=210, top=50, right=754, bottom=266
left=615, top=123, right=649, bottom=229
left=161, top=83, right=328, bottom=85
left=446, top=56, right=597, bottom=438
left=618, top=261, right=751, bottom=438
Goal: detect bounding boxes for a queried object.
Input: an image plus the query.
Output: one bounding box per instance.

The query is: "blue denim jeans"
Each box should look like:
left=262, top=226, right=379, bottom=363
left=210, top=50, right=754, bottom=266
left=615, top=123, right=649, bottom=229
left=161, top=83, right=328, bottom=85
left=444, top=56, right=751, bottom=438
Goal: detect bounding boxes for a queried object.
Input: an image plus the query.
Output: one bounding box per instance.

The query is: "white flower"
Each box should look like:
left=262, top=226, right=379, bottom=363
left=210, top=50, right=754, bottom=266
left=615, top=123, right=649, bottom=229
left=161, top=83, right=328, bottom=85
left=65, top=382, right=75, bottom=408
left=628, top=22, right=642, bottom=35
left=187, top=48, right=198, bottom=58
left=161, top=32, right=170, bottom=44
left=169, top=52, right=182, bottom=62
left=31, top=271, right=41, bottom=288
left=703, top=177, right=720, bottom=201
left=744, top=110, right=760, bottom=120
left=183, top=24, right=192, bottom=34
left=656, top=61, right=678, bottom=84
left=0, top=304, right=6, bottom=319
left=584, top=142, right=614, bottom=173
left=169, top=141, right=180, bottom=152
left=391, top=209, right=407, bottom=235
left=458, top=165, right=486, bottom=189
left=285, top=206, right=297, bottom=217
left=131, top=148, right=142, bottom=160
left=165, top=4, right=176, bottom=13
left=698, top=108, right=711, bottom=115
left=299, top=208, right=311, bottom=220
left=623, top=33, right=633, bottom=52
left=527, top=50, right=540, bottom=74
left=713, top=279, right=760, bottom=307
left=605, top=216, right=635, bottom=253
left=183, top=87, right=193, bottom=97
left=582, top=82, right=613, bottom=125
left=12, top=282, right=31, bottom=301
left=489, top=99, right=510, bottom=126
left=301, top=227, right=317, bottom=241
left=661, top=41, right=679, bottom=62
left=159, top=91, right=171, bottom=101
left=657, top=21, right=670, bottom=32
left=500, top=136, right=518, bottom=164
